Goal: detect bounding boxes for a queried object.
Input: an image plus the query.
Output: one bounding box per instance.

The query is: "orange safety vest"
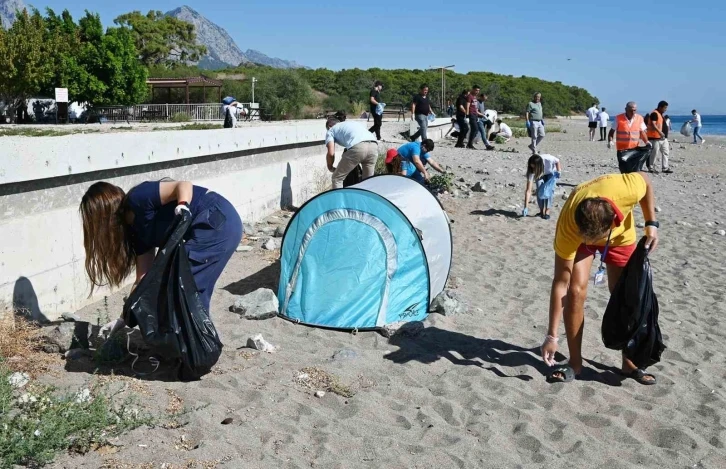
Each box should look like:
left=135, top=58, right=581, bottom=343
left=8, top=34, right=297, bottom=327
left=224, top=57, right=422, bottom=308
left=646, top=110, right=664, bottom=140
left=615, top=113, right=644, bottom=151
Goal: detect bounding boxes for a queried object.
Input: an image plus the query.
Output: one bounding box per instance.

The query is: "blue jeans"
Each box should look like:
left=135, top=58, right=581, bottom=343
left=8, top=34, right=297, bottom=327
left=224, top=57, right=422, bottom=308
left=693, top=125, right=703, bottom=143
left=476, top=120, right=492, bottom=146
left=413, top=114, right=428, bottom=141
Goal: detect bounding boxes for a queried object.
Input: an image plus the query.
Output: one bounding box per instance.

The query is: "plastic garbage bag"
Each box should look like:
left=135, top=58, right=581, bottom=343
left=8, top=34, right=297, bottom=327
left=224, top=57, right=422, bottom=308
left=536, top=173, right=557, bottom=201
left=617, top=146, right=650, bottom=174
left=427, top=113, right=436, bottom=122
left=601, top=237, right=665, bottom=368
left=680, top=121, right=692, bottom=137
left=375, top=103, right=386, bottom=116
left=223, top=107, right=234, bottom=128
left=123, top=211, right=223, bottom=380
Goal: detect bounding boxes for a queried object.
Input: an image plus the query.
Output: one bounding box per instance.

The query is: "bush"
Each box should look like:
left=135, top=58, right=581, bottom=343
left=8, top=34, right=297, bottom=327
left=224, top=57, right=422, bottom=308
left=171, top=112, right=191, bottom=123
left=494, top=135, right=507, bottom=144
left=512, top=127, right=529, bottom=138
left=323, top=95, right=350, bottom=112
left=428, top=173, right=454, bottom=193
left=351, top=101, right=367, bottom=117
left=0, top=364, right=152, bottom=467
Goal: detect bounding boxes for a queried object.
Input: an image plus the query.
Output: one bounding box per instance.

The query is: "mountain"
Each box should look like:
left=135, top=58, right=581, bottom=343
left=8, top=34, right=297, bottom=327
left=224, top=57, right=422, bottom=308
left=0, top=0, right=28, bottom=29
left=166, top=5, right=302, bottom=70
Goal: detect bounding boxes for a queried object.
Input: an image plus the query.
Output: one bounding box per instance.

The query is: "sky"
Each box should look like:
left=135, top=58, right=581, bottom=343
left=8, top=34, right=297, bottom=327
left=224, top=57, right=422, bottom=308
left=32, top=0, right=726, bottom=115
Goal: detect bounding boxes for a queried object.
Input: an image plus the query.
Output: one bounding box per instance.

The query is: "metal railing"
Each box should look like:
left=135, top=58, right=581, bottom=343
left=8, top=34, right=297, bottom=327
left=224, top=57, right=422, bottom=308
left=87, top=103, right=259, bottom=123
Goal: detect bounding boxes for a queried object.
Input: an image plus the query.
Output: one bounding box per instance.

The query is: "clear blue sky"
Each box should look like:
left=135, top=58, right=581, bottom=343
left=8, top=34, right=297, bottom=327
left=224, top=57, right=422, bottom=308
left=34, top=0, right=725, bottom=114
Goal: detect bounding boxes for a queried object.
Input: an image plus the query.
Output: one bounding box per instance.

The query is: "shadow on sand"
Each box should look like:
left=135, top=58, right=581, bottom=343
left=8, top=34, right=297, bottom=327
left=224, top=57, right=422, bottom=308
left=470, top=209, right=520, bottom=219
left=384, top=327, right=623, bottom=386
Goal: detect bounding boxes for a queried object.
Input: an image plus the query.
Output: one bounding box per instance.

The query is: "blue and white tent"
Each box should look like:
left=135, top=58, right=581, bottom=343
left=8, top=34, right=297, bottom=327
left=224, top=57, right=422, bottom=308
left=278, top=175, right=452, bottom=330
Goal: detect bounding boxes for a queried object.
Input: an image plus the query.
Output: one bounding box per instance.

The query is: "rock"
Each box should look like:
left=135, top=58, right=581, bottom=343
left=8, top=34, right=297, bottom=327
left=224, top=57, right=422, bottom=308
left=471, top=181, right=487, bottom=192
left=236, top=245, right=253, bottom=253
left=64, top=348, right=92, bottom=360
left=636, top=222, right=645, bottom=228
left=230, top=288, right=279, bottom=319
left=676, top=221, right=693, bottom=227
left=39, top=322, right=96, bottom=353
left=314, top=391, right=326, bottom=398
left=246, top=334, right=277, bottom=353
left=430, top=290, right=465, bottom=316
left=655, top=206, right=662, bottom=213
left=262, top=238, right=278, bottom=250
left=244, top=223, right=256, bottom=234
left=259, top=226, right=277, bottom=236
left=61, top=312, right=81, bottom=322
left=507, top=182, right=516, bottom=187
left=331, top=349, right=361, bottom=360
left=274, top=226, right=286, bottom=238
left=706, top=222, right=713, bottom=227
left=561, top=192, right=569, bottom=200
left=380, top=321, right=425, bottom=339
left=221, top=417, right=234, bottom=425
left=458, top=177, right=465, bottom=183
left=452, top=190, right=460, bottom=197
left=8, top=372, right=30, bottom=389
left=478, top=216, right=484, bottom=222
left=715, top=230, right=726, bottom=236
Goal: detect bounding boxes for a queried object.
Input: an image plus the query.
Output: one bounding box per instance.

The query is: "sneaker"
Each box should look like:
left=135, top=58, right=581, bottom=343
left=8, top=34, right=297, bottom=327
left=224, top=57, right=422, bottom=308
left=663, top=168, right=673, bottom=174
left=466, top=145, right=477, bottom=150
left=485, top=145, right=495, bottom=151
left=528, top=143, right=535, bottom=152
left=701, top=139, right=705, bottom=144
left=543, top=214, right=551, bottom=220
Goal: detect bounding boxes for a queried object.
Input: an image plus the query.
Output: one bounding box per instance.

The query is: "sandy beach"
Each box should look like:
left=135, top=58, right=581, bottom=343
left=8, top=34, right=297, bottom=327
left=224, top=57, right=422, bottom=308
left=36, top=118, right=726, bottom=468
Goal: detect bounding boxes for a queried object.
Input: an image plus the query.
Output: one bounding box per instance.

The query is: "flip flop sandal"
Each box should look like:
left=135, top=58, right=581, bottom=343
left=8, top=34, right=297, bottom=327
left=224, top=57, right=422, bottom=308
left=547, top=365, right=576, bottom=383
left=623, top=368, right=657, bottom=385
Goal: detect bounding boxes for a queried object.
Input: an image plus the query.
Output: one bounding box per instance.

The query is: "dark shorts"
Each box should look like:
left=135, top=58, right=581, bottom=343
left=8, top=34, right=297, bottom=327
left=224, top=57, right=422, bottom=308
left=588, top=122, right=597, bottom=129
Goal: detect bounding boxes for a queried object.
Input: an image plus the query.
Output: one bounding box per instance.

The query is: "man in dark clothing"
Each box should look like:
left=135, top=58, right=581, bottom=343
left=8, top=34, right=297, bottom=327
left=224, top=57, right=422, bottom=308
left=466, top=85, right=481, bottom=149
left=410, top=84, right=435, bottom=141
left=369, top=80, right=383, bottom=140
left=454, top=90, right=470, bottom=148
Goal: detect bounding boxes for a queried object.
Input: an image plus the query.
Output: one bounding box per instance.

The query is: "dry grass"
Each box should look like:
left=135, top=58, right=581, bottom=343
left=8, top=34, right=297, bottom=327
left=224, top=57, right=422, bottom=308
left=0, top=310, right=60, bottom=376
left=293, top=367, right=355, bottom=398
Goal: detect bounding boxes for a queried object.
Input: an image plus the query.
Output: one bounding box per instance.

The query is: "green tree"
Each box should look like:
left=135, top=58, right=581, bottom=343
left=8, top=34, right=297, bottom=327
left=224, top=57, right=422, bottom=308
left=0, top=9, right=58, bottom=117
left=114, top=11, right=207, bottom=68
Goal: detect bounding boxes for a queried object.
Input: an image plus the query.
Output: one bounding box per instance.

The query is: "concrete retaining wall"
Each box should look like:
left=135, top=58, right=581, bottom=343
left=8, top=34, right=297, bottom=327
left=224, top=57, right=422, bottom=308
left=1, top=121, right=337, bottom=322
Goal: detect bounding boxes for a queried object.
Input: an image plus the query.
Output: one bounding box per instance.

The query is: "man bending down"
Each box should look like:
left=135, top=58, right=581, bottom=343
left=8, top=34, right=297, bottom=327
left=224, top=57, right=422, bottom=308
left=541, top=172, right=660, bottom=385
left=325, top=118, right=378, bottom=189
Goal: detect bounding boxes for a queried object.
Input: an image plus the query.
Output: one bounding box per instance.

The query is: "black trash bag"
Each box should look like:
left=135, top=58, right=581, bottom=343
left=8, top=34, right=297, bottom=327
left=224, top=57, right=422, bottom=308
left=617, top=147, right=650, bottom=174
left=223, top=107, right=234, bottom=128
left=123, top=211, right=223, bottom=380
left=601, top=237, right=665, bottom=368
left=343, top=164, right=363, bottom=187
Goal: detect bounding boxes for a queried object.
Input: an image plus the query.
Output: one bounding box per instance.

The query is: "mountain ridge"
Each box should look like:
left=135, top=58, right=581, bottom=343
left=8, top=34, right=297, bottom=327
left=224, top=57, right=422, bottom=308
left=0, top=0, right=28, bottom=29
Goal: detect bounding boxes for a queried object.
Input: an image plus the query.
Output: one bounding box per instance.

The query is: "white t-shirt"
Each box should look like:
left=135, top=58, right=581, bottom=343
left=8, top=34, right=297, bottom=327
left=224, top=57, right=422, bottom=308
left=692, top=113, right=702, bottom=126
left=528, top=154, right=560, bottom=181
left=598, top=111, right=609, bottom=127
left=499, top=122, right=512, bottom=137
left=586, top=107, right=599, bottom=122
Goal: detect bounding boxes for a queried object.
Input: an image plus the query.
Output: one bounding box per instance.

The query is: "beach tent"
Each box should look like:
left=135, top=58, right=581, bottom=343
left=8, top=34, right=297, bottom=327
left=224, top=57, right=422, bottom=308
left=277, top=175, right=452, bottom=331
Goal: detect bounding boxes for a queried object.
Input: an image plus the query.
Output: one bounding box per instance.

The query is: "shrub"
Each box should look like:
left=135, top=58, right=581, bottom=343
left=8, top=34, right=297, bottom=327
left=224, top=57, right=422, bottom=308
left=512, top=127, right=529, bottom=138
left=171, top=112, right=191, bottom=123
left=428, top=173, right=454, bottom=193
left=494, top=135, right=507, bottom=144
left=351, top=101, right=367, bottom=117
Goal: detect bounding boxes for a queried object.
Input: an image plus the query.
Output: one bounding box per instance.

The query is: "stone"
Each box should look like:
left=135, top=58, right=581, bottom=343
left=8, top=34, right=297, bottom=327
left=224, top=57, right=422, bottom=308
left=314, top=391, right=326, bottom=398
left=507, top=182, right=516, bottom=187
left=75, top=388, right=92, bottom=404
left=221, top=417, right=234, bottom=425
left=64, top=348, right=93, bottom=360
left=471, top=181, right=487, bottom=192
left=458, top=177, right=465, bottom=183
left=39, top=321, right=96, bottom=353
left=478, top=216, right=484, bottom=222
left=715, top=230, right=726, bottom=236
left=246, top=334, right=277, bottom=353
left=61, top=312, right=81, bottom=322
left=561, top=192, right=569, bottom=200
left=655, top=206, right=662, bottom=213
left=636, top=222, right=645, bottom=228
left=452, top=190, right=460, bottom=198
left=380, top=320, right=425, bottom=339
left=430, top=290, right=465, bottom=316
left=8, top=372, right=30, bottom=389
left=332, top=349, right=360, bottom=360
left=263, top=238, right=278, bottom=250
left=236, top=245, right=254, bottom=253
left=274, top=226, right=286, bottom=238
left=259, top=226, right=277, bottom=236
left=230, top=288, right=279, bottom=319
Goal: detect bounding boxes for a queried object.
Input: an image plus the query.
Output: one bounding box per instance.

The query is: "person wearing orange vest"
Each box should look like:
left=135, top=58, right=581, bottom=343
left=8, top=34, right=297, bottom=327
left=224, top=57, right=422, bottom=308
left=645, top=101, right=672, bottom=174
left=607, top=101, right=651, bottom=173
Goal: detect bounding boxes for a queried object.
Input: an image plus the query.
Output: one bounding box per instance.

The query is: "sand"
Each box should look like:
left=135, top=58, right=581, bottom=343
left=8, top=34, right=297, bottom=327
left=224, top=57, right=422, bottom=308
left=44, top=119, right=726, bottom=468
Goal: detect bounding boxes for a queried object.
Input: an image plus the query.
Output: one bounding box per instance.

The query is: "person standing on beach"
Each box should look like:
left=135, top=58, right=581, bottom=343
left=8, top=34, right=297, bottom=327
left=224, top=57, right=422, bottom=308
left=597, top=107, right=609, bottom=141
left=690, top=110, right=704, bottom=144
left=466, top=85, right=482, bottom=149
left=325, top=118, right=378, bottom=189
left=540, top=172, right=660, bottom=385
left=454, top=90, right=470, bottom=148
left=411, top=84, right=435, bottom=141
left=646, top=101, right=672, bottom=174
left=369, top=81, right=384, bottom=141
left=473, top=94, right=495, bottom=150
left=586, top=103, right=599, bottom=141
left=446, top=100, right=455, bottom=117
left=526, top=93, right=545, bottom=153
left=607, top=101, right=651, bottom=172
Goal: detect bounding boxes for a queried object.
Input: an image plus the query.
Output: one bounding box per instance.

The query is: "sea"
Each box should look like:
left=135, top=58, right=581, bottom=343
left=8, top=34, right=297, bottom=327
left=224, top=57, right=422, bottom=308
left=667, top=115, right=726, bottom=136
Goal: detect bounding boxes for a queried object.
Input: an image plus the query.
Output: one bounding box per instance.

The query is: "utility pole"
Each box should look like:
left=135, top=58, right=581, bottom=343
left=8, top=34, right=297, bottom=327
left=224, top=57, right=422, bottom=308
left=428, top=65, right=455, bottom=114
left=252, top=77, right=258, bottom=104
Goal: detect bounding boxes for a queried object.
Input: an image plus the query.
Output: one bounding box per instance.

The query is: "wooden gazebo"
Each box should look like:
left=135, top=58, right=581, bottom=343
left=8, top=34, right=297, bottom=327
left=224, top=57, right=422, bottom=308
left=147, top=76, right=223, bottom=104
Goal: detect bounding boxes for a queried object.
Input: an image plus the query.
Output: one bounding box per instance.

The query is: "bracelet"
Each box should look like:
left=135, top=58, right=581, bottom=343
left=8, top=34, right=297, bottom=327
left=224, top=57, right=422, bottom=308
left=544, top=334, right=559, bottom=343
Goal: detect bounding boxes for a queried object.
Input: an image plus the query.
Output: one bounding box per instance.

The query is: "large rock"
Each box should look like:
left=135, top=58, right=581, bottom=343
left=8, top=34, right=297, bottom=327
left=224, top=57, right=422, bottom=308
left=471, top=182, right=487, bottom=193
left=39, top=321, right=101, bottom=353
left=230, top=288, right=279, bottom=319
left=380, top=321, right=425, bottom=339
left=263, top=238, right=278, bottom=250
left=430, top=290, right=466, bottom=316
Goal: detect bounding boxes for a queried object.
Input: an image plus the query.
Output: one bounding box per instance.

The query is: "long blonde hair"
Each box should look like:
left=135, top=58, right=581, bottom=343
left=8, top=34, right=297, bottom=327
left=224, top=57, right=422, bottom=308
left=79, top=182, right=134, bottom=295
